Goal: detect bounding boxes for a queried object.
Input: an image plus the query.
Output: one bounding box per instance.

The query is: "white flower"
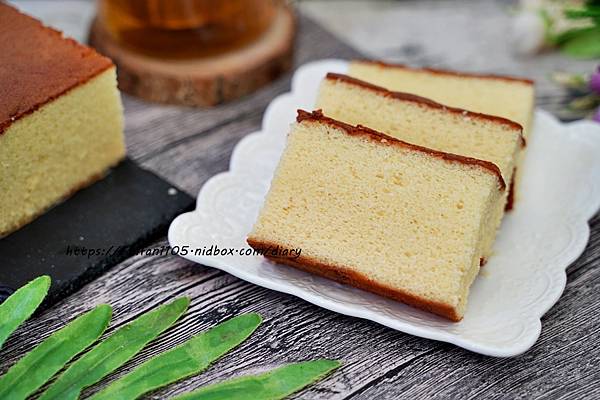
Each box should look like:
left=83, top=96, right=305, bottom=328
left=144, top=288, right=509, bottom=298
left=511, top=11, right=546, bottom=55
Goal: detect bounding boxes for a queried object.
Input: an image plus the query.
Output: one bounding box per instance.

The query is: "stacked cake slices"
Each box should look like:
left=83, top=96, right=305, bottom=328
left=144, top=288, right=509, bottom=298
left=348, top=61, right=535, bottom=135
left=348, top=60, right=535, bottom=203
left=248, top=61, right=535, bottom=321
left=316, top=73, right=524, bottom=263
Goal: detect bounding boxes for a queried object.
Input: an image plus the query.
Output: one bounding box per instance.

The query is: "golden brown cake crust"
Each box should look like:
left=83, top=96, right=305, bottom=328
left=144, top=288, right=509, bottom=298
left=326, top=72, right=526, bottom=145
left=0, top=3, right=113, bottom=134
left=506, top=167, right=517, bottom=211
left=297, top=109, right=506, bottom=191
left=355, top=59, right=534, bottom=85
left=247, top=238, right=462, bottom=321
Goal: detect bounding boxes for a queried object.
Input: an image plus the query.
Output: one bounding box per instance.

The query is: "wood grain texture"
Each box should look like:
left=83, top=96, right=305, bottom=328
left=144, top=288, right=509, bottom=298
left=2, top=2, right=600, bottom=399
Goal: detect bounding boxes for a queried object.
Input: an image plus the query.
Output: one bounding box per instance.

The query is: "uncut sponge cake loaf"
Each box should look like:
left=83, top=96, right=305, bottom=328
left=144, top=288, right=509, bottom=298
left=247, top=110, right=506, bottom=321
left=348, top=61, right=534, bottom=205
left=316, top=73, right=522, bottom=246
left=0, top=3, right=125, bottom=236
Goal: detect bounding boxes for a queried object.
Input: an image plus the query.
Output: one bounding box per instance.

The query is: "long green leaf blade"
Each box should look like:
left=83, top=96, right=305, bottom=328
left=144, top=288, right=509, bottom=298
left=91, top=313, right=262, bottom=400
left=40, top=297, right=190, bottom=400
left=552, top=26, right=597, bottom=45
left=173, top=359, right=341, bottom=400
left=0, top=304, right=112, bottom=400
left=565, top=7, right=600, bottom=19
left=562, top=28, right=600, bottom=58
left=0, top=275, right=50, bottom=348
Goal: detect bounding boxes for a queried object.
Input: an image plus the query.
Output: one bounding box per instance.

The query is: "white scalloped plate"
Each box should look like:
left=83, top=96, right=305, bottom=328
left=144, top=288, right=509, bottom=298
left=169, top=59, right=600, bottom=357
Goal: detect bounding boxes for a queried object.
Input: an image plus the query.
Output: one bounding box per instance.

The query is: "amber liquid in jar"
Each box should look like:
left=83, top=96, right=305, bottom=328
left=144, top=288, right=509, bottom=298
left=98, top=0, right=278, bottom=59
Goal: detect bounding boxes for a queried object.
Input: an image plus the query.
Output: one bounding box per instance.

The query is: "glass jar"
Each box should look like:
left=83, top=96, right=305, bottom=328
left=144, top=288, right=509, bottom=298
left=97, top=0, right=279, bottom=59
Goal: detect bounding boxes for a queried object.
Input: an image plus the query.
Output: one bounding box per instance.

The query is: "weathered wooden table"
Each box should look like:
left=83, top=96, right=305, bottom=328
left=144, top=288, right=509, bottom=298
left=2, top=1, right=600, bottom=398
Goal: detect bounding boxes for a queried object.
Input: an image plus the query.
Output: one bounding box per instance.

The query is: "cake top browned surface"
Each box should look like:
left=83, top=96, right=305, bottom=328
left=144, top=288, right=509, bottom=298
left=355, top=60, right=534, bottom=85
left=0, top=3, right=113, bottom=134
left=297, top=109, right=506, bottom=191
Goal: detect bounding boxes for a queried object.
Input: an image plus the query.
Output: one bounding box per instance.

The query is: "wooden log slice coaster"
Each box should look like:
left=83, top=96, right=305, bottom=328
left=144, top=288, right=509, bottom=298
left=89, top=5, right=296, bottom=106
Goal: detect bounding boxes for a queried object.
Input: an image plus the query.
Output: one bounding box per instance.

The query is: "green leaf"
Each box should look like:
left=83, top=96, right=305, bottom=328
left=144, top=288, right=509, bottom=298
left=173, top=360, right=341, bottom=400
left=562, top=28, right=600, bottom=58
left=0, top=275, right=50, bottom=349
left=565, top=7, right=600, bottom=20
left=90, top=313, right=262, bottom=400
left=39, top=297, right=190, bottom=400
left=552, top=26, right=597, bottom=45
left=0, top=304, right=112, bottom=400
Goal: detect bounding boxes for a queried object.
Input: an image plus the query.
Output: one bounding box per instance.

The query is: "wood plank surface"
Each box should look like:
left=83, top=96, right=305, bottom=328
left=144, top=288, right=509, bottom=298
left=2, top=1, right=600, bottom=399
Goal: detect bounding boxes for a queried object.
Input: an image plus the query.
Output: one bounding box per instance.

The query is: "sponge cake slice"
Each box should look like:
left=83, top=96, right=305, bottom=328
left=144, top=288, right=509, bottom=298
left=248, top=110, right=506, bottom=321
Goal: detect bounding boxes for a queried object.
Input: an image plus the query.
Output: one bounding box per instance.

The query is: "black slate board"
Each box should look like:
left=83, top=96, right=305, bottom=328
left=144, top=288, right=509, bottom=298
left=0, top=159, right=194, bottom=305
